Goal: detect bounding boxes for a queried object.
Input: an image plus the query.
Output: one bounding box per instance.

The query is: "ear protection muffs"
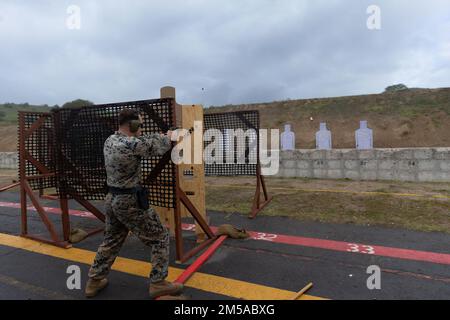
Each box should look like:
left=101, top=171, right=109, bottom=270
left=129, top=119, right=142, bottom=133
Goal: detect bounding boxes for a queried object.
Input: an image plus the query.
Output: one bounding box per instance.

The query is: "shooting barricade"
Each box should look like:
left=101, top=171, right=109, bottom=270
left=203, top=110, right=272, bottom=219
left=17, top=97, right=215, bottom=263
left=15, top=87, right=272, bottom=263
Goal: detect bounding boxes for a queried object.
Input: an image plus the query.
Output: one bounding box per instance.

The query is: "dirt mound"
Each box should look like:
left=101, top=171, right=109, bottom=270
left=206, top=87, right=450, bottom=148
left=0, top=126, right=17, bottom=152
left=1, top=88, right=449, bottom=151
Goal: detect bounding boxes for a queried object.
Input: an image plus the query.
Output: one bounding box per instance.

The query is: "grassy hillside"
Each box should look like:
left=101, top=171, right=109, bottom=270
left=206, top=88, right=450, bottom=148
left=0, top=88, right=449, bottom=151
left=0, top=104, right=52, bottom=152
left=0, top=103, right=53, bottom=124
left=0, top=100, right=92, bottom=125
left=0, top=100, right=93, bottom=152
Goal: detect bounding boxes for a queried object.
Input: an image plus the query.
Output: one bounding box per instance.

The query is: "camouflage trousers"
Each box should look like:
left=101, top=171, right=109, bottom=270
left=88, top=193, right=169, bottom=283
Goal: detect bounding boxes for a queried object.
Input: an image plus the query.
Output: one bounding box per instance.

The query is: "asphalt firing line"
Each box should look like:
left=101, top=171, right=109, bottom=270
left=0, top=232, right=324, bottom=300
left=0, top=273, right=75, bottom=300
left=1, top=201, right=449, bottom=266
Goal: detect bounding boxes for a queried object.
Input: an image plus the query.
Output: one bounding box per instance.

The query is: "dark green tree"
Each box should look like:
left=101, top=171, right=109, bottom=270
left=61, top=99, right=94, bottom=109
left=384, top=84, right=408, bottom=93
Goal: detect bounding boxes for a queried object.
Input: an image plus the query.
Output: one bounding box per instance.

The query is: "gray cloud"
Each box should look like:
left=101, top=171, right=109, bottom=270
left=0, top=0, right=449, bottom=106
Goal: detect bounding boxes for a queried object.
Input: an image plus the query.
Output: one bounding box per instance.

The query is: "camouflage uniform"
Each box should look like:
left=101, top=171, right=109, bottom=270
left=88, top=131, right=171, bottom=283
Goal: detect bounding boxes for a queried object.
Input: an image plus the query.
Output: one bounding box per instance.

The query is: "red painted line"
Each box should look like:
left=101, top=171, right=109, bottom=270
left=1, top=201, right=450, bottom=266
left=245, top=230, right=450, bottom=266
left=175, top=235, right=227, bottom=284
left=0, top=201, right=96, bottom=218
left=40, top=194, right=59, bottom=200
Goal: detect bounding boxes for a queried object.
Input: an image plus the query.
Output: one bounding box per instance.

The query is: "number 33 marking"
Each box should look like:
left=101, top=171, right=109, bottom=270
left=347, top=244, right=375, bottom=255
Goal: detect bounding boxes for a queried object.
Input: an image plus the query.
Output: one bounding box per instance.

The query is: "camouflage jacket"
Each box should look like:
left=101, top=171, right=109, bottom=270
left=104, top=131, right=171, bottom=188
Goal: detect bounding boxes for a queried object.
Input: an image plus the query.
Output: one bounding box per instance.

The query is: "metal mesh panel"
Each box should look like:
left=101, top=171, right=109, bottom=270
left=203, top=110, right=259, bottom=176
left=19, top=112, right=57, bottom=190
left=53, top=98, right=176, bottom=207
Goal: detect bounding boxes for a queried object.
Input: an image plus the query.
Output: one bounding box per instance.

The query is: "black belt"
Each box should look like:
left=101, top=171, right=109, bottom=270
left=107, top=185, right=150, bottom=211
left=108, top=186, right=138, bottom=195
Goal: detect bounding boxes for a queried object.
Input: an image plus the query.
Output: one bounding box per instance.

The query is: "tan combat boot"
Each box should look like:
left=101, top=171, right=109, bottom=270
left=149, top=280, right=184, bottom=299
left=85, top=278, right=109, bottom=298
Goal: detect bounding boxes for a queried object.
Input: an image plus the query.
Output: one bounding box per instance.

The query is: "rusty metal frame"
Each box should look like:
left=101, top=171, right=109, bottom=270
left=249, top=164, right=273, bottom=219
left=0, top=182, right=20, bottom=193
left=17, top=100, right=217, bottom=262
left=203, top=110, right=272, bottom=219
left=17, top=111, right=104, bottom=248
left=250, top=122, right=272, bottom=218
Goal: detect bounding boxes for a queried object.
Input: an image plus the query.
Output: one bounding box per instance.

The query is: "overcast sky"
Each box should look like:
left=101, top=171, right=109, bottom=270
left=0, top=0, right=449, bottom=107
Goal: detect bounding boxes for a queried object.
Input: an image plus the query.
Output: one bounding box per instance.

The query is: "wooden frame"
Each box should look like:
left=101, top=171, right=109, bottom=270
left=169, top=100, right=217, bottom=263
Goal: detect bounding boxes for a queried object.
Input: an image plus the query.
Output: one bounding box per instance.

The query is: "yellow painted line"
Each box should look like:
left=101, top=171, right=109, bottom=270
left=209, top=184, right=450, bottom=199
left=0, top=233, right=325, bottom=300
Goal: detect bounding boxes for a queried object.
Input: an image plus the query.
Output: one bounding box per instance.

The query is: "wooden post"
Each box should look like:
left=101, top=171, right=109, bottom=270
left=155, top=88, right=208, bottom=243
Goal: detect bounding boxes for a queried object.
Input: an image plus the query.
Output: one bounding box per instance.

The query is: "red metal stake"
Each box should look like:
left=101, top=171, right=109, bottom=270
left=155, top=235, right=226, bottom=300
left=0, top=182, right=20, bottom=193
left=174, top=235, right=227, bottom=284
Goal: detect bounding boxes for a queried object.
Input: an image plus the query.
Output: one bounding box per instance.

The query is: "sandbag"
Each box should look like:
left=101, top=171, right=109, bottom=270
left=217, top=224, right=250, bottom=239
left=69, top=228, right=89, bottom=244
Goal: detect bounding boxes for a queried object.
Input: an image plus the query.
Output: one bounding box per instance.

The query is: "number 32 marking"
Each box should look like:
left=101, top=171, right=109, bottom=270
left=254, top=233, right=278, bottom=242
